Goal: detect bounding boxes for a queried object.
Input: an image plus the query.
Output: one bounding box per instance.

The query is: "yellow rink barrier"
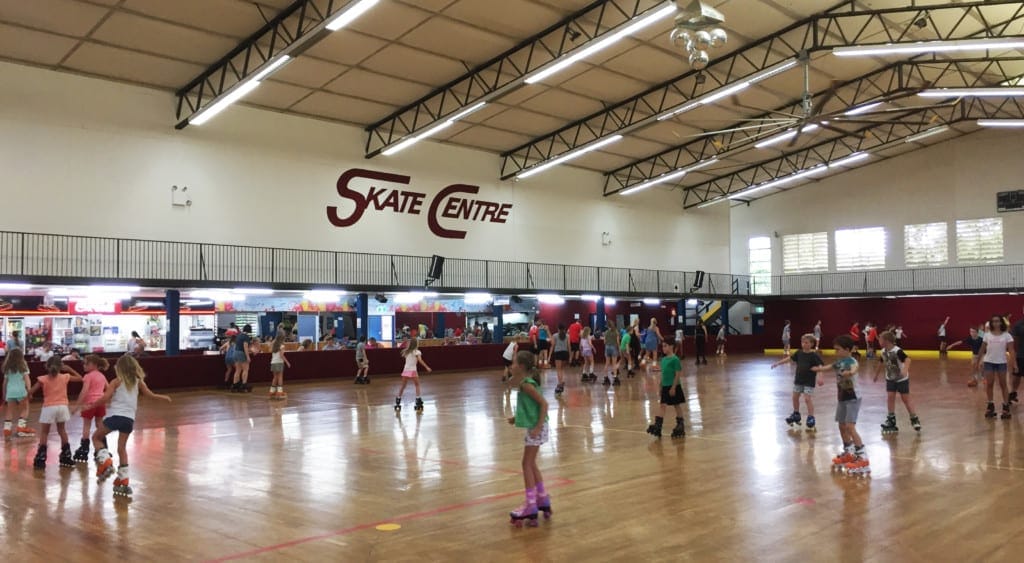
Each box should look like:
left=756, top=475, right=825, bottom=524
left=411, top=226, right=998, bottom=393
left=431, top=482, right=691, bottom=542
left=763, top=348, right=975, bottom=360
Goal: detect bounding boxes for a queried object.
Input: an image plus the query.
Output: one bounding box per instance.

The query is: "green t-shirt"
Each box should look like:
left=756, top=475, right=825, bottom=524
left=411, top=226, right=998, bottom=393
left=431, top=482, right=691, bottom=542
left=620, top=332, right=631, bottom=350
left=514, top=377, right=547, bottom=428
left=660, top=354, right=681, bottom=387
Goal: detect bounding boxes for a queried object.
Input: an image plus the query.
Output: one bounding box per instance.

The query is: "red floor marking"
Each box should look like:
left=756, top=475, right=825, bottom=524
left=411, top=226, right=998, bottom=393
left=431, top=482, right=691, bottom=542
left=358, top=447, right=523, bottom=475
left=207, top=477, right=575, bottom=562
left=794, top=497, right=816, bottom=506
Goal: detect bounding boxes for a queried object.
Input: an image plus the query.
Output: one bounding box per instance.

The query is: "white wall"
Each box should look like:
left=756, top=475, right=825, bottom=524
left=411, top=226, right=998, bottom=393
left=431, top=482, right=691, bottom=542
left=0, top=62, right=729, bottom=274
left=729, top=129, right=1024, bottom=276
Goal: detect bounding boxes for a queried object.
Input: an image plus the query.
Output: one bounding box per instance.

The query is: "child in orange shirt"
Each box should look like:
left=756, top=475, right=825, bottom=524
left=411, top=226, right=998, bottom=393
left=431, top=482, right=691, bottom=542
left=29, top=357, right=83, bottom=469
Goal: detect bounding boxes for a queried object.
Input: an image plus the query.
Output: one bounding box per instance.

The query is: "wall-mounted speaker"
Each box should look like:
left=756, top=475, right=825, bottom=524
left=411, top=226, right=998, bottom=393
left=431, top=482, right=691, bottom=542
left=691, top=270, right=706, bottom=291
left=427, top=255, right=445, bottom=280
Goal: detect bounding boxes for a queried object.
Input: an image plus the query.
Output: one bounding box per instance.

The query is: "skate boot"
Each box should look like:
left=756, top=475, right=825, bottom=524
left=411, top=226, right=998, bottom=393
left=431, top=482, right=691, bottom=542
left=73, top=439, right=90, bottom=464
left=243, top=383, right=253, bottom=393
left=509, top=502, right=539, bottom=528
left=537, top=495, right=553, bottom=519
left=230, top=382, right=241, bottom=393
left=602, top=376, right=611, bottom=386
left=612, top=376, right=621, bottom=387
left=33, top=444, right=47, bottom=469
left=805, top=415, right=817, bottom=432
left=1001, top=403, right=1012, bottom=420
left=1010, top=391, right=1019, bottom=404
left=277, top=388, right=287, bottom=400
left=95, top=448, right=115, bottom=480
left=2, top=422, right=10, bottom=439
left=554, top=383, right=565, bottom=395
left=646, top=416, right=664, bottom=438
left=58, top=443, right=75, bottom=468
left=15, top=420, right=35, bottom=438
left=845, top=456, right=871, bottom=475
left=414, top=397, right=424, bottom=412
left=784, top=411, right=801, bottom=428
left=670, top=418, right=685, bottom=439
left=831, top=448, right=855, bottom=469
left=910, top=415, right=922, bottom=432
left=394, top=397, right=402, bottom=413
left=881, top=414, right=898, bottom=434
left=985, top=402, right=997, bottom=419
left=268, top=388, right=277, bottom=400
left=113, top=466, right=133, bottom=498
left=967, top=379, right=978, bottom=387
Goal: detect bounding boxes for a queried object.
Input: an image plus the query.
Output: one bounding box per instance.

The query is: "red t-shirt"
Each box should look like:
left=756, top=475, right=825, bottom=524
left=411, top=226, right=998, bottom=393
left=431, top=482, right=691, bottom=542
left=867, top=328, right=878, bottom=343
left=529, top=325, right=539, bottom=342
left=849, top=325, right=860, bottom=341
left=568, top=322, right=583, bottom=343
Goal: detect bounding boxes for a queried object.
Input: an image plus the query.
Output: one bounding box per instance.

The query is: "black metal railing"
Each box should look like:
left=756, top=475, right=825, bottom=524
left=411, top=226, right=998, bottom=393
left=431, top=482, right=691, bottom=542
left=1, top=230, right=1021, bottom=298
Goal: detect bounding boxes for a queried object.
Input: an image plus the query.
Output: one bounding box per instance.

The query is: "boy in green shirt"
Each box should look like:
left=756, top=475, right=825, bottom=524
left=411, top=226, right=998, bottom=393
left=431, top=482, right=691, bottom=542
left=620, top=329, right=633, bottom=376
left=506, top=350, right=551, bottom=527
left=646, top=339, right=686, bottom=438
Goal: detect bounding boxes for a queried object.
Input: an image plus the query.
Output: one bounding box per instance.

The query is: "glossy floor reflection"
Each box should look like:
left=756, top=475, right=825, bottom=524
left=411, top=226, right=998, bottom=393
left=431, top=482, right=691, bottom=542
left=3, top=355, right=1024, bottom=561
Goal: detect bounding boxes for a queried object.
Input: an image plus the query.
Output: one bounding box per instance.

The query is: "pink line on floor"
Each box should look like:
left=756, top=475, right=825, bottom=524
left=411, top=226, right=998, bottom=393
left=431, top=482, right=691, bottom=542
left=207, top=477, right=575, bottom=562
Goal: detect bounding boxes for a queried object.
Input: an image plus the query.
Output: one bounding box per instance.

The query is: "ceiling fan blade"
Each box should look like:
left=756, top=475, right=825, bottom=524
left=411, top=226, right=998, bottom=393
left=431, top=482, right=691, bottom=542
left=810, top=82, right=840, bottom=119
left=730, top=94, right=804, bottom=118
left=817, top=122, right=864, bottom=139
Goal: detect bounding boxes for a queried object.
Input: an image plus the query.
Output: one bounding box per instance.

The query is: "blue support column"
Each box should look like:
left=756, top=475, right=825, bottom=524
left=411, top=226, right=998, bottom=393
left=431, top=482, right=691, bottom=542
left=595, top=298, right=607, bottom=332
left=677, top=299, right=687, bottom=334
left=165, top=289, right=180, bottom=356
left=720, top=300, right=731, bottom=331
left=492, top=303, right=504, bottom=344
left=356, top=293, right=369, bottom=340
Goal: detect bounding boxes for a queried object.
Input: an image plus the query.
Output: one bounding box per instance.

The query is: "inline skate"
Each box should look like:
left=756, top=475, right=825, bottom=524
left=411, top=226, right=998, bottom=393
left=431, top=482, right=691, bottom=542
left=58, top=444, right=74, bottom=468
left=831, top=449, right=855, bottom=470
left=1010, top=391, right=1019, bottom=404
left=910, top=415, right=922, bottom=431
left=844, top=456, right=871, bottom=476
left=881, top=414, right=898, bottom=434
left=95, top=449, right=115, bottom=480
left=33, top=444, right=47, bottom=469
left=73, top=439, right=90, bottom=464
left=113, top=466, right=133, bottom=498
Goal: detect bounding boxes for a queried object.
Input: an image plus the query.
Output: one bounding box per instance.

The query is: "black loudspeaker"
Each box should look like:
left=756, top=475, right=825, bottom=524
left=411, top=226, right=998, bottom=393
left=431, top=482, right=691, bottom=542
left=691, top=270, right=706, bottom=290
left=375, top=293, right=388, bottom=303
left=427, top=255, right=445, bottom=280
left=511, top=295, right=523, bottom=304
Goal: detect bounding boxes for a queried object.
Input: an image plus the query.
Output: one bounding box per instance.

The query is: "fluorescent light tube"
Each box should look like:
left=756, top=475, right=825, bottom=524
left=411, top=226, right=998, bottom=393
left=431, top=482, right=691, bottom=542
left=657, top=59, right=797, bottom=121
left=381, top=102, right=487, bottom=156
left=604, top=297, right=617, bottom=305
left=697, top=197, right=728, bottom=209
left=833, top=38, right=1024, bottom=57
left=0, top=282, right=31, bottom=290
left=537, top=294, right=565, bottom=305
left=251, top=55, right=291, bottom=81
left=729, top=164, right=827, bottom=199
left=620, top=158, right=718, bottom=195
left=464, top=293, right=493, bottom=305
left=642, top=298, right=660, bottom=305
left=190, top=80, right=260, bottom=125
left=977, top=119, right=1024, bottom=127
left=581, top=295, right=602, bottom=302
left=827, top=152, right=868, bottom=167
left=304, top=291, right=344, bottom=302
left=905, top=126, right=950, bottom=143
left=233, top=288, right=274, bottom=295
left=90, top=285, right=141, bottom=292
left=844, top=101, right=883, bottom=115
left=754, top=124, right=819, bottom=149
left=524, top=4, right=676, bottom=84
left=919, top=88, right=1024, bottom=98
left=326, top=0, right=379, bottom=31
left=517, top=135, right=623, bottom=179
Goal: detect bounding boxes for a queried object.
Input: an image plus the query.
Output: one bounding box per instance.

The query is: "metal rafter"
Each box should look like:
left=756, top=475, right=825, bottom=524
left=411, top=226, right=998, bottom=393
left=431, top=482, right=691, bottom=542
left=605, top=57, right=1024, bottom=195
left=174, top=0, right=361, bottom=129
left=362, top=0, right=665, bottom=157
left=500, top=0, right=1024, bottom=179
left=681, top=94, right=1024, bottom=208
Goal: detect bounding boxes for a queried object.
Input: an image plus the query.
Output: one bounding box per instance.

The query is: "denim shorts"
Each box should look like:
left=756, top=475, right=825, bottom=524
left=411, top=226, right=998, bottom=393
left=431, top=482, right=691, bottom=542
left=835, top=399, right=861, bottom=423
left=984, top=362, right=1008, bottom=373
left=104, top=415, right=135, bottom=434
left=793, top=385, right=815, bottom=395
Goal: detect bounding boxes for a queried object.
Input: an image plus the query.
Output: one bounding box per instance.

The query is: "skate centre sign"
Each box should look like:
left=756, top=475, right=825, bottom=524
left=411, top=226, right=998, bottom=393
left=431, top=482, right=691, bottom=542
left=327, top=168, right=513, bottom=240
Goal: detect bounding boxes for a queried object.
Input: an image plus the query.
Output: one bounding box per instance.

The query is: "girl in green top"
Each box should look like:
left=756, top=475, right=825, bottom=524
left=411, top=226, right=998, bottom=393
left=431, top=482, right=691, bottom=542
left=620, top=329, right=633, bottom=376
left=506, top=351, right=550, bottom=527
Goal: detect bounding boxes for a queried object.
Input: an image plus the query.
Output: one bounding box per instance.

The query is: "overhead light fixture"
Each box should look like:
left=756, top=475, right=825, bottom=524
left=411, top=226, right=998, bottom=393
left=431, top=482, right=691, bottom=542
left=844, top=101, right=883, bottom=116
left=190, top=56, right=292, bottom=126
left=394, top=291, right=438, bottom=304
left=0, top=282, right=31, bottom=290
left=620, top=157, right=718, bottom=195
left=642, top=298, right=661, bottom=305
left=525, top=4, right=677, bottom=85
left=381, top=102, right=486, bottom=156
left=729, top=164, right=827, bottom=199
left=190, top=290, right=244, bottom=301
left=696, top=197, right=728, bottom=209
left=233, top=288, right=274, bottom=295
left=905, top=125, right=950, bottom=143
left=833, top=37, right=1024, bottom=57
left=754, top=124, right=819, bottom=149
left=90, top=285, right=141, bottom=293
left=326, top=0, right=379, bottom=30
left=537, top=294, right=565, bottom=305
left=658, top=59, right=798, bottom=121
left=604, top=297, right=617, bottom=306
left=977, top=119, right=1024, bottom=127
left=516, top=135, right=623, bottom=179
left=581, top=295, right=602, bottom=302
left=828, top=152, right=870, bottom=168
left=464, top=292, right=493, bottom=305
left=304, top=291, right=345, bottom=302
left=918, top=87, right=1024, bottom=98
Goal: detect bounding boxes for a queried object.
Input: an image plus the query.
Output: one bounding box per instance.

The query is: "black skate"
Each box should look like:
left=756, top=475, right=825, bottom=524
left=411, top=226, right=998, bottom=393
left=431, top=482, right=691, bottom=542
left=414, top=398, right=424, bottom=412
left=33, top=444, right=46, bottom=469
left=881, top=415, right=898, bottom=434
left=805, top=415, right=817, bottom=432
left=784, top=411, right=801, bottom=429
left=580, top=373, right=589, bottom=384
left=646, top=417, right=663, bottom=438
left=554, top=383, right=564, bottom=395
left=243, top=383, right=253, bottom=393
left=589, top=373, right=598, bottom=383
left=910, top=415, right=922, bottom=431
left=230, top=382, right=242, bottom=393
left=671, top=418, right=685, bottom=438
left=1010, top=391, right=1019, bottom=404
left=612, top=376, right=621, bottom=387
left=985, top=403, right=997, bottom=419
left=73, top=439, right=90, bottom=464
left=394, top=397, right=402, bottom=413
left=59, top=444, right=74, bottom=468
left=602, top=376, right=611, bottom=386
left=1001, top=403, right=1012, bottom=420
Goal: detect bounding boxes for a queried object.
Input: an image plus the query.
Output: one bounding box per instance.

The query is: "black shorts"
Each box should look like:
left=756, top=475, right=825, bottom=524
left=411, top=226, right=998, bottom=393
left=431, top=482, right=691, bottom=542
left=538, top=340, right=550, bottom=351
left=552, top=351, right=569, bottom=362
left=885, top=379, right=910, bottom=394
left=660, top=385, right=685, bottom=405
left=570, top=342, right=580, bottom=352
left=938, top=335, right=947, bottom=343
left=103, top=415, right=135, bottom=435
left=503, top=358, right=512, bottom=367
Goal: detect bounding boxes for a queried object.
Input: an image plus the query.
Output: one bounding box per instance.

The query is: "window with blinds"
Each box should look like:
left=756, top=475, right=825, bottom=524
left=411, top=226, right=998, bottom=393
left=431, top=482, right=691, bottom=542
left=956, top=218, right=1004, bottom=264
left=782, top=232, right=829, bottom=274
left=904, top=222, right=948, bottom=268
left=835, top=227, right=886, bottom=271
left=748, top=237, right=772, bottom=294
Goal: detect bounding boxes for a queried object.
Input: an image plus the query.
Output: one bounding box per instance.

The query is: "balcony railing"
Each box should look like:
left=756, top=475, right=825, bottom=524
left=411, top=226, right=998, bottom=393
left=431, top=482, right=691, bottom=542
left=0, top=231, right=1021, bottom=298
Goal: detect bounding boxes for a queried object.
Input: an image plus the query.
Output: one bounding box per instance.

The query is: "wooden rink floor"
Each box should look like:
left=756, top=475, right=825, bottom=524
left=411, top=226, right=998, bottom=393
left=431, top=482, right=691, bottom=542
left=4, top=354, right=1024, bottom=562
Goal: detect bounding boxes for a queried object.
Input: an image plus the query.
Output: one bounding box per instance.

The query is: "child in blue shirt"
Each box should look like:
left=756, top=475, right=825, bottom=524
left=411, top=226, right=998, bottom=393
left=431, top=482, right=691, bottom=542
left=812, top=335, right=869, bottom=475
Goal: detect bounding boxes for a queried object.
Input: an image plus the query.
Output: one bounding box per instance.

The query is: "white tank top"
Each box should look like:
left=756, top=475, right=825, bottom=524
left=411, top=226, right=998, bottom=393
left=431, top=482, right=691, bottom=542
left=271, top=351, right=284, bottom=364
left=108, top=381, right=139, bottom=420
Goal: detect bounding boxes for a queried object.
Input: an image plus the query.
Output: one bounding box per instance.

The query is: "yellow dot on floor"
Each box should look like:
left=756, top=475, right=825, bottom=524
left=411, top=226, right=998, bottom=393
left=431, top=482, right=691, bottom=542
left=375, top=523, right=401, bottom=532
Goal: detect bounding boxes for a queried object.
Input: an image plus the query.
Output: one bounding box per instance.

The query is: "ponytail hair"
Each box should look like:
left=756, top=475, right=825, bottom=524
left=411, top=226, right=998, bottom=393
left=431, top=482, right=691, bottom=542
left=402, top=338, right=419, bottom=357
left=84, top=354, right=109, bottom=371
left=45, top=356, right=63, bottom=375
left=115, top=354, right=145, bottom=390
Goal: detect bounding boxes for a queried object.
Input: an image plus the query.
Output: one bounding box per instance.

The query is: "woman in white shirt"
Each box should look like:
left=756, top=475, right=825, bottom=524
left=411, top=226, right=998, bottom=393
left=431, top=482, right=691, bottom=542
left=35, top=342, right=55, bottom=362
left=979, top=314, right=1016, bottom=420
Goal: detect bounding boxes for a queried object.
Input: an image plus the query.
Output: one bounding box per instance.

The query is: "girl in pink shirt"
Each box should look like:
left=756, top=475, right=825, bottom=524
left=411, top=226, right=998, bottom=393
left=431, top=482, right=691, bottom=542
left=29, top=357, right=82, bottom=469
left=72, top=355, right=109, bottom=463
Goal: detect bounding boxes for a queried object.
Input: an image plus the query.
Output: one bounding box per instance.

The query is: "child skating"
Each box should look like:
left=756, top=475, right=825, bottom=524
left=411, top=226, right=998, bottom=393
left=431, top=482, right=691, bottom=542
left=603, top=321, right=621, bottom=386
left=550, top=325, right=570, bottom=395
left=770, top=334, right=824, bottom=432
left=874, top=331, right=921, bottom=433
left=354, top=335, right=371, bottom=384
left=395, top=339, right=431, bottom=413
left=501, top=339, right=518, bottom=383
left=2, top=349, right=35, bottom=439
left=88, top=355, right=172, bottom=497
left=620, top=327, right=634, bottom=376
left=71, top=355, right=109, bottom=462
left=948, top=327, right=984, bottom=387
left=646, top=340, right=686, bottom=439
left=506, top=351, right=551, bottom=527
left=978, top=314, right=1015, bottom=420
left=812, top=335, right=869, bottom=475
left=579, top=327, right=596, bottom=383
left=269, top=334, right=292, bottom=399
left=28, top=357, right=83, bottom=469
